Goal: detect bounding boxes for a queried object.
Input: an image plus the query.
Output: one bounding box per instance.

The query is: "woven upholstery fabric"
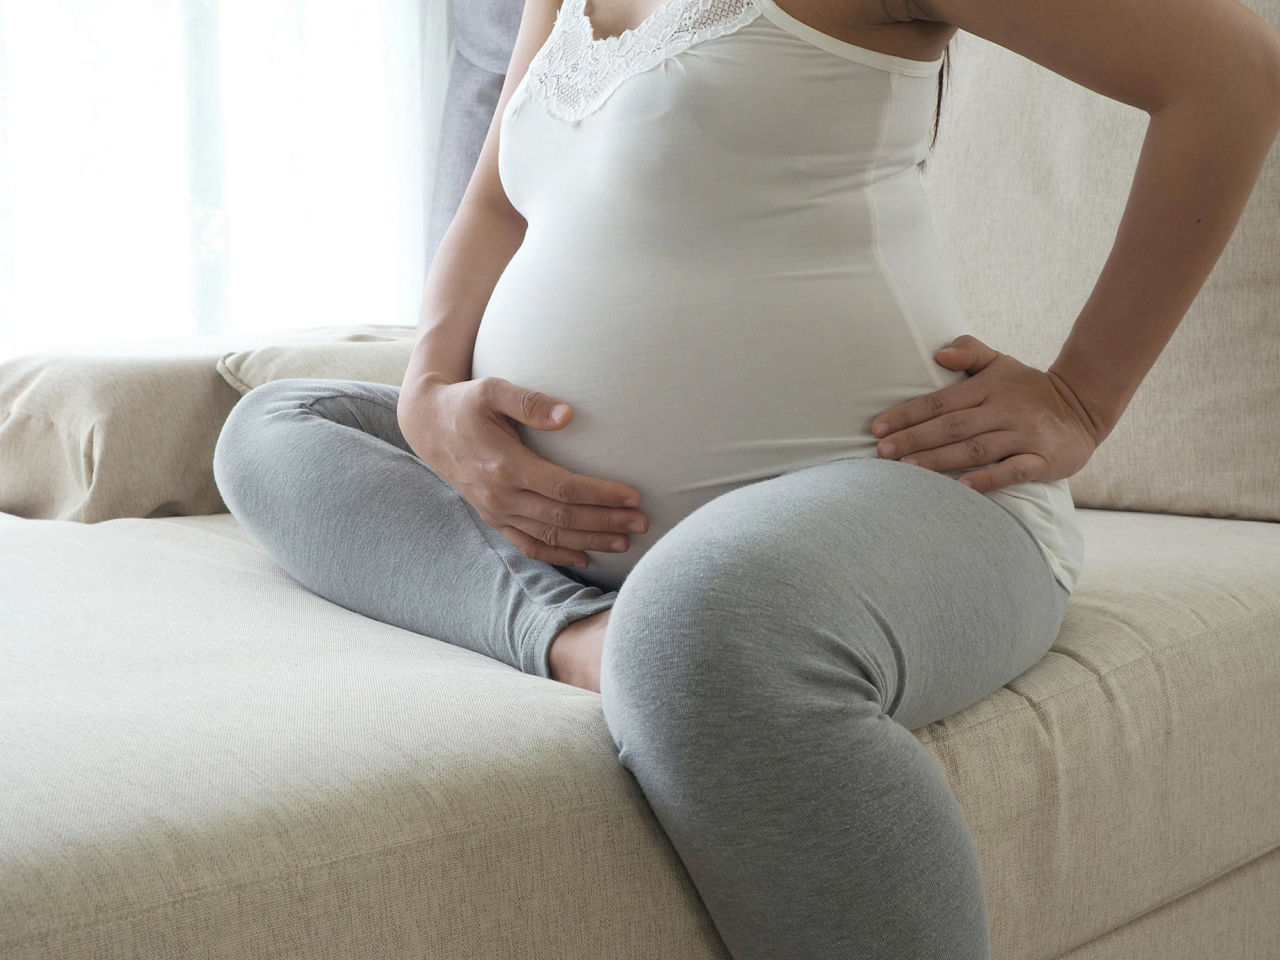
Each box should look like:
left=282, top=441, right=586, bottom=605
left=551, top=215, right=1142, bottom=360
left=0, top=347, right=239, bottom=522
left=2, top=507, right=1276, bottom=960
left=0, top=512, right=724, bottom=960
left=215, top=324, right=416, bottom=395
left=0, top=325, right=418, bottom=522
left=921, top=15, right=1280, bottom=520
left=931, top=508, right=1280, bottom=957
left=1054, top=846, right=1280, bottom=959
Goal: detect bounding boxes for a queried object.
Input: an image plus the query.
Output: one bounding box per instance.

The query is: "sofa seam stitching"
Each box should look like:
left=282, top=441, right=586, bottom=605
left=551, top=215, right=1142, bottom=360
left=1051, top=841, right=1280, bottom=957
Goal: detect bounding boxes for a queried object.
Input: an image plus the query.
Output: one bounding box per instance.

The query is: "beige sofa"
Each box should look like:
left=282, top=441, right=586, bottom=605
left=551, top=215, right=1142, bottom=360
left=3, top=12, right=1279, bottom=960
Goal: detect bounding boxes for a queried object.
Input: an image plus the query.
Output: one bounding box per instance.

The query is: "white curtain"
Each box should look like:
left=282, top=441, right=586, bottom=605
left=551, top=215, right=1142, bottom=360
left=0, top=0, right=454, bottom=362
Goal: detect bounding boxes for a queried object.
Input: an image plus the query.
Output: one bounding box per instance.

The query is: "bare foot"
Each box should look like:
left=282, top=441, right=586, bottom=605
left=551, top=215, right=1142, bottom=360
left=548, top=607, right=612, bottom=692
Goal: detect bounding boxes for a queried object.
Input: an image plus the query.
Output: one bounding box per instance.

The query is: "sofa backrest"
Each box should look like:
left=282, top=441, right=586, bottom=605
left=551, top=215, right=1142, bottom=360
left=922, top=17, right=1280, bottom=522
left=427, top=0, right=1280, bottom=523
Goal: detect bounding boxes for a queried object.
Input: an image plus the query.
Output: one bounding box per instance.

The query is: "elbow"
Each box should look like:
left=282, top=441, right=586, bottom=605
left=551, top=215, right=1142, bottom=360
left=1152, top=36, right=1280, bottom=128
left=1264, top=40, right=1280, bottom=127
left=1245, top=28, right=1280, bottom=126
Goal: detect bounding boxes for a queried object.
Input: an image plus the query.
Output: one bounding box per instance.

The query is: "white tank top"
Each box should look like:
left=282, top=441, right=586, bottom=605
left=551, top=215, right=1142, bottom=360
left=471, top=0, right=1085, bottom=594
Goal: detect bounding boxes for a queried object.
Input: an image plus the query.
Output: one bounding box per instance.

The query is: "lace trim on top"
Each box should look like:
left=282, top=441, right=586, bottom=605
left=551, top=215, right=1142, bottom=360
left=526, top=0, right=762, bottom=122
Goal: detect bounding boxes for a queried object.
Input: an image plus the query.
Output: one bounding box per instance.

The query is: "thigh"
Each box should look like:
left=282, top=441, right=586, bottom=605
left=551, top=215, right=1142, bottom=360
left=613, top=455, right=1069, bottom=731
left=601, top=455, right=1055, bottom=960
left=214, top=376, right=618, bottom=676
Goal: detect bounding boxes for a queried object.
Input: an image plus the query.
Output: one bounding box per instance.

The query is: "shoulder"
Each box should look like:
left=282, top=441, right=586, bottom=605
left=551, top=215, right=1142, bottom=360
left=899, top=0, right=1280, bottom=113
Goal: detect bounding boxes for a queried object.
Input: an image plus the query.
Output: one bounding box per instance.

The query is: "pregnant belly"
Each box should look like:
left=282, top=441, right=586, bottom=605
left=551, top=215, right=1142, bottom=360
left=470, top=246, right=967, bottom=591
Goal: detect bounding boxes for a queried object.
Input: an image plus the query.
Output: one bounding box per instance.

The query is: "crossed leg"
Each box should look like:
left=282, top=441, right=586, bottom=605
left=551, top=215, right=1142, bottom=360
left=215, top=379, right=1068, bottom=957
left=600, top=456, right=1070, bottom=960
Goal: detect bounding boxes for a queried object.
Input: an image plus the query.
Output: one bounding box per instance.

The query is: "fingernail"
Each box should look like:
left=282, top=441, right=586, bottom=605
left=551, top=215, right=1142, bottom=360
left=879, top=441, right=896, bottom=457
left=872, top=422, right=889, bottom=437
left=628, top=521, right=644, bottom=533
left=623, top=496, right=640, bottom=507
left=551, top=403, right=570, bottom=421
left=902, top=456, right=918, bottom=465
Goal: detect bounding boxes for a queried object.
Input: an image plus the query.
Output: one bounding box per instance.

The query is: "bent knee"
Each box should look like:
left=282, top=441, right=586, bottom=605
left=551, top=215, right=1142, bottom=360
left=601, top=528, right=807, bottom=713
left=213, top=378, right=331, bottom=511
left=218, top=377, right=331, bottom=443
left=600, top=511, right=904, bottom=750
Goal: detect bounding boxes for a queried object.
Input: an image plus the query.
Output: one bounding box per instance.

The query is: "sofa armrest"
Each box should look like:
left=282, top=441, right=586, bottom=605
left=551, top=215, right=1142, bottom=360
left=0, top=325, right=417, bottom=523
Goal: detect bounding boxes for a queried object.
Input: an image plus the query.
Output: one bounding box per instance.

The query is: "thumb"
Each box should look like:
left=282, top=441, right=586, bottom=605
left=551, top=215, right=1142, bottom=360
left=935, top=345, right=971, bottom=368
left=938, top=334, right=1003, bottom=373
left=492, top=379, right=572, bottom=430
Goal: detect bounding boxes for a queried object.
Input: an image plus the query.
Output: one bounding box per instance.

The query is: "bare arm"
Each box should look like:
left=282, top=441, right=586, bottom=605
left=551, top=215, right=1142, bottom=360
left=402, top=200, right=526, bottom=398
left=910, top=0, right=1280, bottom=444
left=397, top=0, right=561, bottom=419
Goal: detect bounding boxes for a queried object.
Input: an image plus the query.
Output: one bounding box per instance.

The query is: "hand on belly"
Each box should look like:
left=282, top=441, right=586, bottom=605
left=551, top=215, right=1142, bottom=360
left=407, top=374, right=650, bottom=573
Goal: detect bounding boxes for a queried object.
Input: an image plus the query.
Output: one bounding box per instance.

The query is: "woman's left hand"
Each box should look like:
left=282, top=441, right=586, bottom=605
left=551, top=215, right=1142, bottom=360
left=869, top=334, right=1102, bottom=494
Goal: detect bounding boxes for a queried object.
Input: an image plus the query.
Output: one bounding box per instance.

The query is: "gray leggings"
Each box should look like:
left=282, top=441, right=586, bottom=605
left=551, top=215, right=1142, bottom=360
left=212, top=377, right=1071, bottom=960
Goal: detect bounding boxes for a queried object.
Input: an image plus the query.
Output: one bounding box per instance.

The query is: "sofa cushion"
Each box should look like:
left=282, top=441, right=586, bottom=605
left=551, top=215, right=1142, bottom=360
left=216, top=324, right=416, bottom=395
left=932, top=508, right=1280, bottom=956
left=922, top=19, right=1280, bottom=522
left=0, top=346, right=240, bottom=522
left=0, top=512, right=723, bottom=960
left=1, top=507, right=1276, bottom=960
left=1052, top=845, right=1280, bottom=960
left=0, top=325, right=419, bottom=522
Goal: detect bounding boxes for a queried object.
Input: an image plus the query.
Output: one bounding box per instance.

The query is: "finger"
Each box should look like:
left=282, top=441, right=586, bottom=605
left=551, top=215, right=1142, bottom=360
left=870, top=381, right=984, bottom=441
left=933, top=345, right=973, bottom=368
left=949, top=333, right=1000, bottom=365
left=514, top=445, right=644, bottom=508
left=512, top=487, right=647, bottom=536
left=894, top=428, right=1018, bottom=473
left=876, top=404, right=997, bottom=461
left=481, top=376, right=574, bottom=432
left=955, top=452, right=1045, bottom=493
left=499, top=524, right=590, bottom=569
left=499, top=496, right=640, bottom=555
left=930, top=335, right=997, bottom=373
left=506, top=514, right=631, bottom=555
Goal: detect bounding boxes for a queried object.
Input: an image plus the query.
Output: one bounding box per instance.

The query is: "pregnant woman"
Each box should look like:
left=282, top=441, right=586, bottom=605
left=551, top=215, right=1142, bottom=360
left=213, top=0, right=1280, bottom=954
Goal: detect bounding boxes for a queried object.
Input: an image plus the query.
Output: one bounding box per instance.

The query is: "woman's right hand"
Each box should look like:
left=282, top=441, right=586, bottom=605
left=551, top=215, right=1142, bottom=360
left=397, top=376, right=648, bottom=570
